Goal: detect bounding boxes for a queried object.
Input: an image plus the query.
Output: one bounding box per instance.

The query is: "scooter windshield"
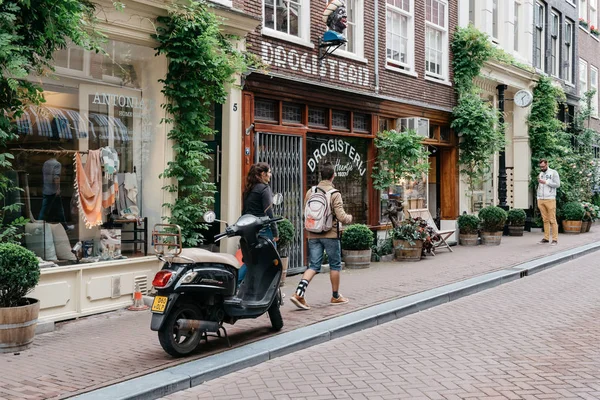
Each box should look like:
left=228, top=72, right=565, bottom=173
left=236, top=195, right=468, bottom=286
left=236, top=214, right=259, bottom=227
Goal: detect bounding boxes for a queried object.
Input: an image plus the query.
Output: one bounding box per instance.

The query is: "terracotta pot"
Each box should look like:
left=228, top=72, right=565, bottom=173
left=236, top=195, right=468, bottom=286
left=342, top=249, right=371, bottom=269
left=508, top=226, right=524, bottom=236
left=562, top=220, right=582, bottom=234
left=459, top=233, right=479, bottom=246
left=394, top=239, right=423, bottom=262
left=280, top=257, right=289, bottom=287
left=481, top=231, right=502, bottom=245
left=0, top=298, right=40, bottom=353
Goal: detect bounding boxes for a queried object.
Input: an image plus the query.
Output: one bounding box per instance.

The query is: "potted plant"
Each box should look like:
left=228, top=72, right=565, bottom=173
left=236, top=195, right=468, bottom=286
left=276, top=218, right=295, bottom=286
left=392, top=218, right=428, bottom=261
left=457, top=214, right=480, bottom=246
left=580, top=18, right=589, bottom=29
left=371, top=237, right=394, bottom=262
left=478, top=206, right=507, bottom=245
left=0, top=243, right=41, bottom=353
left=581, top=202, right=598, bottom=232
left=561, top=201, right=585, bottom=234
left=507, top=208, right=526, bottom=236
left=341, top=224, right=374, bottom=269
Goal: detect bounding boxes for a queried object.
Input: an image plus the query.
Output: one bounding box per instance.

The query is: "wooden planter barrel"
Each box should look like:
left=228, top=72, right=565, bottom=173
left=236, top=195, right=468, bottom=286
left=481, top=231, right=502, bottom=245
left=580, top=221, right=591, bottom=233
left=394, top=240, right=423, bottom=262
left=459, top=233, right=479, bottom=246
left=508, top=226, right=524, bottom=236
left=0, top=298, right=40, bottom=353
left=562, top=220, right=582, bottom=234
left=342, top=249, right=371, bottom=269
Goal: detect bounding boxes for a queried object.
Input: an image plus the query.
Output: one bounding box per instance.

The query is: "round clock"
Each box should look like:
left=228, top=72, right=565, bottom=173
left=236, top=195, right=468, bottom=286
left=514, top=89, right=533, bottom=108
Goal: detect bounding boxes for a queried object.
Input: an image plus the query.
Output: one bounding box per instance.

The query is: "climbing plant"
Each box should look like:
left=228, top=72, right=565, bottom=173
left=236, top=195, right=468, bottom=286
left=0, top=0, right=105, bottom=242
left=450, top=25, right=505, bottom=210
left=154, top=1, right=254, bottom=246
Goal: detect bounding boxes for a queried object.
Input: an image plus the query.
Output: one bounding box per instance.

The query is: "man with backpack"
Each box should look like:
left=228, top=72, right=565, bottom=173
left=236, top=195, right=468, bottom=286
left=290, top=161, right=353, bottom=310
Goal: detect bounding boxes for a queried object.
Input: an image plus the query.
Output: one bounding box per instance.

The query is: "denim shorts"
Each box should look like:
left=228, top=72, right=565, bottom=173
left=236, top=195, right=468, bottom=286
left=308, top=238, right=342, bottom=272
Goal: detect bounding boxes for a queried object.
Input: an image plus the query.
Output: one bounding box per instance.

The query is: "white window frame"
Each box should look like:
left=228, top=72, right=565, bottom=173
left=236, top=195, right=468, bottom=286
left=324, top=0, right=365, bottom=62
left=534, top=1, right=545, bottom=71
left=386, top=0, right=415, bottom=75
left=550, top=12, right=560, bottom=77
left=262, top=0, right=312, bottom=47
left=591, top=0, right=598, bottom=30
left=514, top=0, right=522, bottom=53
left=425, top=0, right=449, bottom=82
left=566, top=20, right=575, bottom=83
left=492, top=0, right=499, bottom=40
left=591, top=66, right=598, bottom=117
left=580, top=59, right=589, bottom=106
left=581, top=0, right=588, bottom=22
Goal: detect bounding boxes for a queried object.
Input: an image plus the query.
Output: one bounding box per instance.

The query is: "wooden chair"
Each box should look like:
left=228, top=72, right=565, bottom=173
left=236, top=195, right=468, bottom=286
left=407, top=208, right=454, bottom=253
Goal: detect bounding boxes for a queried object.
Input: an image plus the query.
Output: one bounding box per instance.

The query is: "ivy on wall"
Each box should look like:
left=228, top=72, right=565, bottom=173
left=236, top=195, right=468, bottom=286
left=450, top=25, right=505, bottom=209
left=153, top=0, right=254, bottom=247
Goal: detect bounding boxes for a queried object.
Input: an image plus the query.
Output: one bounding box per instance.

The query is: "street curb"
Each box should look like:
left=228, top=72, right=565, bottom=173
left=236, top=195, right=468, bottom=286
left=70, top=241, right=600, bottom=400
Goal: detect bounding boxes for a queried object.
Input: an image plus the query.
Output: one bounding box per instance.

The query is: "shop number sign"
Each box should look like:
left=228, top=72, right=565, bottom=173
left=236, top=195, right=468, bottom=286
left=308, top=138, right=366, bottom=177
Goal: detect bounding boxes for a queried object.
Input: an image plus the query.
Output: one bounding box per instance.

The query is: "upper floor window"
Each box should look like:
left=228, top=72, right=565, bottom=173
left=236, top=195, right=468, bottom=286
left=425, top=0, right=448, bottom=80
left=514, top=0, right=522, bottom=52
left=591, top=0, right=598, bottom=29
left=566, top=19, right=575, bottom=83
left=330, top=0, right=365, bottom=59
left=591, top=66, right=599, bottom=117
left=492, top=0, right=499, bottom=40
left=580, top=59, right=589, bottom=105
left=550, top=12, right=560, bottom=77
left=468, top=0, right=475, bottom=24
left=534, top=1, right=545, bottom=71
left=581, top=0, right=588, bottom=22
left=263, top=0, right=309, bottom=44
left=386, top=0, right=415, bottom=73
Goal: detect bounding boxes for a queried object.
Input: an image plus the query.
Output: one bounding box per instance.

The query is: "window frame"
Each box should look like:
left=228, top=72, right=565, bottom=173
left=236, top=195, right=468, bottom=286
left=565, top=19, right=575, bottom=83
left=385, top=0, right=415, bottom=74
left=581, top=0, right=588, bottom=22
left=580, top=59, right=589, bottom=106
left=424, top=0, right=449, bottom=81
left=534, top=1, right=546, bottom=71
left=591, top=0, right=598, bottom=31
left=514, top=0, right=522, bottom=52
left=550, top=12, right=560, bottom=78
left=492, top=0, right=499, bottom=41
left=591, top=66, right=599, bottom=118
left=262, top=0, right=312, bottom=47
left=326, top=0, right=366, bottom=61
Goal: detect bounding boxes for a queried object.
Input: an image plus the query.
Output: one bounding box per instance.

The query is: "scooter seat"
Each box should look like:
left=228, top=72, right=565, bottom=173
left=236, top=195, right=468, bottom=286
left=169, top=248, right=241, bottom=269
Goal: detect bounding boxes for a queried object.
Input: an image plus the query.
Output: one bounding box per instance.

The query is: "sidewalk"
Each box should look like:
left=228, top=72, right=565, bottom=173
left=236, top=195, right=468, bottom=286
left=2, top=230, right=600, bottom=400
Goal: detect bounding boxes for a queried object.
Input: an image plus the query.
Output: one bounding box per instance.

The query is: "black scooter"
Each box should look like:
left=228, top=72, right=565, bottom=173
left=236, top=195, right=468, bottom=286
left=149, top=198, right=284, bottom=357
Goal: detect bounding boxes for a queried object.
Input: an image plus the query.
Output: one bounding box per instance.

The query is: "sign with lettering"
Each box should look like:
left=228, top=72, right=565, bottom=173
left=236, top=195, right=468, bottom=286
left=92, top=92, right=145, bottom=109
left=307, top=138, right=366, bottom=176
left=261, top=41, right=370, bottom=88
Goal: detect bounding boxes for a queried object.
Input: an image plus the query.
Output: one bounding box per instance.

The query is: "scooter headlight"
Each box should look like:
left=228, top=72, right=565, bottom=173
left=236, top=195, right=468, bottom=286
left=180, top=271, right=198, bottom=284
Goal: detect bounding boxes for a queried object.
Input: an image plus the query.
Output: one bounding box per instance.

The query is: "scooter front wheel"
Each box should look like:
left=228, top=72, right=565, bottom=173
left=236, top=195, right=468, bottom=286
left=158, top=303, right=203, bottom=357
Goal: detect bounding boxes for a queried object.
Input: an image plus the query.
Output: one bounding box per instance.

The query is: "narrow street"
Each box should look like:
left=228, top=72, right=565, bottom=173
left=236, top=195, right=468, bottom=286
left=161, top=251, right=600, bottom=400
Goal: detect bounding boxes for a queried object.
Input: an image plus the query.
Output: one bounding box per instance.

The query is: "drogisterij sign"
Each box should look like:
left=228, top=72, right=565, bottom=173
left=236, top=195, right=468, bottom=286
left=260, top=41, right=370, bottom=88
left=308, top=138, right=367, bottom=177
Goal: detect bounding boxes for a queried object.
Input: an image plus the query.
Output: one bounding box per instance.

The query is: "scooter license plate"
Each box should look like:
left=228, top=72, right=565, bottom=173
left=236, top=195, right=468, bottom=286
left=151, top=296, right=168, bottom=313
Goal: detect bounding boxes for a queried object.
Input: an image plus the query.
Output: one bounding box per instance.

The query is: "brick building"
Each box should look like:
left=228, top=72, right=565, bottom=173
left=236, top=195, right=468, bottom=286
left=578, top=0, right=600, bottom=133
left=234, top=0, right=460, bottom=272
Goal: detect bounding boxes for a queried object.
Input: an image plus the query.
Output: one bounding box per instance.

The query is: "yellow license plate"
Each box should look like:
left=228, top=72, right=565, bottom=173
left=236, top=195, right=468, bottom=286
left=151, top=296, right=168, bottom=313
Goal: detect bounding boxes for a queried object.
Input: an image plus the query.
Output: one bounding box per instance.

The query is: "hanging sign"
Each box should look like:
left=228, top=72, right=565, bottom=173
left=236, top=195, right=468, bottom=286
left=307, top=138, right=366, bottom=177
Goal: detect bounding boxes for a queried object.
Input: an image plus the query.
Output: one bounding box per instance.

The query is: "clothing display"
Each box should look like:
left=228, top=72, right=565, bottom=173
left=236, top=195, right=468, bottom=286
left=101, top=147, right=119, bottom=209
left=117, top=172, right=139, bottom=219
left=75, top=150, right=103, bottom=228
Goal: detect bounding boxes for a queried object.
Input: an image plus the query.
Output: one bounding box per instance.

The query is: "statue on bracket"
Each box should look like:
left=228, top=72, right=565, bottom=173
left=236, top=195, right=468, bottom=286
left=322, top=0, right=348, bottom=43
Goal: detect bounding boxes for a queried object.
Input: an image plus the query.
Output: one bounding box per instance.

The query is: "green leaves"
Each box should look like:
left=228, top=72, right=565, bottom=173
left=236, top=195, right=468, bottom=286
left=0, top=242, right=40, bottom=307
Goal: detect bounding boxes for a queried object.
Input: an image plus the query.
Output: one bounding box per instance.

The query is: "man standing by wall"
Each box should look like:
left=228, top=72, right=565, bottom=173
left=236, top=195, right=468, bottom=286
left=537, top=158, right=560, bottom=245
left=290, top=162, right=353, bottom=310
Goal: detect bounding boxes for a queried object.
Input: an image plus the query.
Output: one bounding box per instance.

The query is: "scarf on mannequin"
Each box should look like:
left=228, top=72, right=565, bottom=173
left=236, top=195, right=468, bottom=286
left=74, top=150, right=103, bottom=228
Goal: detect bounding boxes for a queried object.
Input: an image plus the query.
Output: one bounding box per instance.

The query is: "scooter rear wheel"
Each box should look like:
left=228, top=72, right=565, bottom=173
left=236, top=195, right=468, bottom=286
left=268, top=297, right=283, bottom=331
left=158, top=303, right=203, bottom=357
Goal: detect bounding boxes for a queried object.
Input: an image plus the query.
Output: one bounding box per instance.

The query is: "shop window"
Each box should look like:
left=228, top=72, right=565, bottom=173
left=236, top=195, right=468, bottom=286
left=353, top=113, right=370, bottom=133
left=379, top=117, right=395, bottom=132
left=332, top=110, right=350, bottom=130
left=308, top=107, right=328, bottom=128
left=399, top=117, right=430, bottom=138
left=282, top=102, right=302, bottom=123
left=8, top=40, right=162, bottom=265
left=306, top=135, right=368, bottom=224
left=255, top=98, right=278, bottom=122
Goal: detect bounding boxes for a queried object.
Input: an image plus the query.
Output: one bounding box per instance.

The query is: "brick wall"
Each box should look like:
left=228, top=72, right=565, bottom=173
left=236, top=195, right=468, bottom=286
left=578, top=26, right=600, bottom=133
left=235, top=0, right=457, bottom=112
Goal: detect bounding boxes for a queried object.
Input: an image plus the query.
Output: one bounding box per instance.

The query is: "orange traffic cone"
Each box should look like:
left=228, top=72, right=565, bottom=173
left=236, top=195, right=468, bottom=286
left=128, top=283, right=149, bottom=311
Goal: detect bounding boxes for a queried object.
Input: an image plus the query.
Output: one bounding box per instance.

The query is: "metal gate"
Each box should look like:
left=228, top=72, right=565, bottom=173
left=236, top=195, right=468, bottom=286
left=255, top=132, right=305, bottom=275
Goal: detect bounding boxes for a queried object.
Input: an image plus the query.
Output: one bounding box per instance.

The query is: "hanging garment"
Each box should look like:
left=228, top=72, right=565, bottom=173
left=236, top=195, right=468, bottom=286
left=101, top=147, right=119, bottom=209
left=123, top=172, right=138, bottom=204
left=116, top=172, right=139, bottom=219
left=75, top=150, right=103, bottom=228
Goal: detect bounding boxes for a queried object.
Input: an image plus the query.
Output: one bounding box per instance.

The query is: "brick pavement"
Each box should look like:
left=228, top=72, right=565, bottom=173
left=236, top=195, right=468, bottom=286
left=160, top=249, right=600, bottom=400
left=1, top=230, right=600, bottom=399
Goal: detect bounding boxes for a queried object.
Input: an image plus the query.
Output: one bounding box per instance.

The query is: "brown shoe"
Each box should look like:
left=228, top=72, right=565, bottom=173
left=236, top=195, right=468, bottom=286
left=330, top=294, right=349, bottom=305
left=538, top=239, right=550, bottom=244
left=290, top=294, right=310, bottom=310
left=551, top=240, right=558, bottom=246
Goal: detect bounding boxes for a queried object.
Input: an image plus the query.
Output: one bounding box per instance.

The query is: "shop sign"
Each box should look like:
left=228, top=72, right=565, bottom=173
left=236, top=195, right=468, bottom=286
left=92, top=92, right=145, bottom=117
left=260, top=41, right=370, bottom=88
left=308, top=138, right=366, bottom=177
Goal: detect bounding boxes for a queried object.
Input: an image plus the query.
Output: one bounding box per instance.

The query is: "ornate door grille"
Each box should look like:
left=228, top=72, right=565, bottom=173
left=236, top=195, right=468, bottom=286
left=255, top=132, right=305, bottom=274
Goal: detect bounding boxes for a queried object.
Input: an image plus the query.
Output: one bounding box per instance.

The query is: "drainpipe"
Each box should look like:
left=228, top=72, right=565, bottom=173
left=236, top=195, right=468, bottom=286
left=497, top=84, right=508, bottom=210
left=374, top=0, right=379, bottom=93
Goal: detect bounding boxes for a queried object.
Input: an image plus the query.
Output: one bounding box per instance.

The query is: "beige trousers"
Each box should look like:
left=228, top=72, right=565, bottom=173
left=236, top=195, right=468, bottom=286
left=538, top=199, right=558, bottom=241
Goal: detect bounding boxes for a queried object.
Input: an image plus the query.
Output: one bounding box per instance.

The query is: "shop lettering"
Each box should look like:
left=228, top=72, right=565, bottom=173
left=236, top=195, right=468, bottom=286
left=92, top=92, right=145, bottom=109
left=308, top=139, right=366, bottom=176
left=261, top=42, right=370, bottom=87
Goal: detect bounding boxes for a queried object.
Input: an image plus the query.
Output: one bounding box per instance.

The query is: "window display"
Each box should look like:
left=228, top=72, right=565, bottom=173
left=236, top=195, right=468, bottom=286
left=5, top=40, right=159, bottom=264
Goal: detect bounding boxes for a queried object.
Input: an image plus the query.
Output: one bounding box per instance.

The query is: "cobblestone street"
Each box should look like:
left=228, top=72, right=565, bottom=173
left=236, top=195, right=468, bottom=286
left=161, top=251, right=600, bottom=400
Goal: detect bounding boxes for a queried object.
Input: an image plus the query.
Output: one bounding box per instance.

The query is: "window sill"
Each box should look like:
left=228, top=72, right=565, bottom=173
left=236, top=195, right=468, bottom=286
left=592, top=114, right=600, bottom=120
left=592, top=35, right=600, bottom=42
left=332, top=49, right=368, bottom=64
left=566, top=0, right=576, bottom=7
left=261, top=28, right=314, bottom=49
left=565, top=82, right=576, bottom=88
left=425, top=75, right=451, bottom=86
left=580, top=25, right=590, bottom=33
left=385, top=64, right=418, bottom=78
left=208, top=0, right=232, bottom=7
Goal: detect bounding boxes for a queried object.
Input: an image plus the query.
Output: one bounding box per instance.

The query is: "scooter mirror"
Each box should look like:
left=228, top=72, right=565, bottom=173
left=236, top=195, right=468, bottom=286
left=203, top=211, right=216, bottom=223
left=273, top=193, right=284, bottom=205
